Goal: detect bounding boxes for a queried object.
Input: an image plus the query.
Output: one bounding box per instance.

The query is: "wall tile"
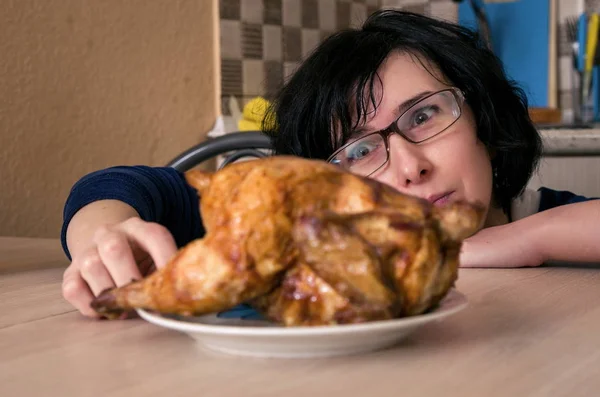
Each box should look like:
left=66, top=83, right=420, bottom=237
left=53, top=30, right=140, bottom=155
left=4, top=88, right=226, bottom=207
left=265, top=60, right=284, bottom=95
left=318, top=0, right=337, bottom=31
left=242, top=23, right=263, bottom=59
left=302, top=0, right=319, bottom=28
left=283, top=26, right=302, bottom=61
left=242, top=59, right=266, bottom=95
left=263, top=24, right=282, bottom=60
left=220, top=0, right=241, bottom=20
left=221, top=59, right=243, bottom=97
left=283, top=0, right=302, bottom=27
left=284, top=61, right=300, bottom=82
left=301, top=28, right=321, bottom=58
left=220, top=20, right=242, bottom=60
left=337, top=1, right=352, bottom=29
left=429, top=1, right=457, bottom=22
left=241, top=0, right=264, bottom=23
left=264, top=0, right=282, bottom=24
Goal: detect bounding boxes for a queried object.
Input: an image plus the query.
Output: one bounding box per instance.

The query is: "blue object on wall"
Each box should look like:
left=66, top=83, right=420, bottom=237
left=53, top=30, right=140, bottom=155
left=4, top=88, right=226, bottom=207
left=458, top=0, right=549, bottom=108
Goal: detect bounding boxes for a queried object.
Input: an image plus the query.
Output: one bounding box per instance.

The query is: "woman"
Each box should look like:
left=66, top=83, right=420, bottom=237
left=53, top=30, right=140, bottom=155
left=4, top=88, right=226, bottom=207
left=262, top=9, right=599, bottom=268
left=60, top=10, right=599, bottom=318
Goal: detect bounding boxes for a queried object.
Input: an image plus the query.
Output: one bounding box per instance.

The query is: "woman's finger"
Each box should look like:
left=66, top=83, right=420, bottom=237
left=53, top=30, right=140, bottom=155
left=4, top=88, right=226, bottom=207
left=77, top=246, right=117, bottom=296
left=94, top=227, right=142, bottom=286
left=62, top=265, right=99, bottom=318
left=119, top=218, right=178, bottom=269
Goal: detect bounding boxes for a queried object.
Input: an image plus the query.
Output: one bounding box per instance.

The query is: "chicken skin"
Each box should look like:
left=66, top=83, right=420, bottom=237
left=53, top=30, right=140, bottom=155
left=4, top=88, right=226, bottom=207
left=91, top=156, right=483, bottom=325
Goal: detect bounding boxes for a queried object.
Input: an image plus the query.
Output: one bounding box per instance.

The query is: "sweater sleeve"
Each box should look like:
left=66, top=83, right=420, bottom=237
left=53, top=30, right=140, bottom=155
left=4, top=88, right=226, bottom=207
left=60, top=165, right=205, bottom=260
left=537, top=187, right=598, bottom=213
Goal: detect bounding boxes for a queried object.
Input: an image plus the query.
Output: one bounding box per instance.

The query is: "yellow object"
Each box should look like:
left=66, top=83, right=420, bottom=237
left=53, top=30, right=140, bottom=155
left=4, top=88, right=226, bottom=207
left=585, top=13, right=599, bottom=74
left=243, top=97, right=270, bottom=122
left=238, top=119, right=261, bottom=131
left=583, top=13, right=599, bottom=100
left=238, top=97, right=274, bottom=131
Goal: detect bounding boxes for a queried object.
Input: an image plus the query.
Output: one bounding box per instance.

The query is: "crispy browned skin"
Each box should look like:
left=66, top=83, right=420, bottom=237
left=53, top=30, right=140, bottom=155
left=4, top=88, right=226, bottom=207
left=91, top=156, right=484, bottom=324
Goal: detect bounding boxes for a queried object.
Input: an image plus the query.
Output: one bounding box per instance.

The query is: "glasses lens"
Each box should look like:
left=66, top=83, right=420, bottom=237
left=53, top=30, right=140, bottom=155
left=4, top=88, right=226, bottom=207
left=397, top=90, right=461, bottom=142
left=330, top=133, right=387, bottom=176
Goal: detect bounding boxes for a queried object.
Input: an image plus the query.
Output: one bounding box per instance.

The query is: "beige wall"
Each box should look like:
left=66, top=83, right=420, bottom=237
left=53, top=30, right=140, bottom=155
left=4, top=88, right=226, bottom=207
left=0, top=0, right=220, bottom=238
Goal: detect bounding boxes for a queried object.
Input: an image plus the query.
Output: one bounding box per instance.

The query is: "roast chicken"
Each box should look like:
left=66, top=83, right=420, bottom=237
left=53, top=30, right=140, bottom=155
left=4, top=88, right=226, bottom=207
left=91, top=156, right=484, bottom=326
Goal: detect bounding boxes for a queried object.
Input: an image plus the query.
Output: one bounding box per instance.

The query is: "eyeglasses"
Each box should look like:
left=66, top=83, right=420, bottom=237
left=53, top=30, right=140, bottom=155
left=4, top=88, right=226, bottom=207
left=327, top=88, right=465, bottom=177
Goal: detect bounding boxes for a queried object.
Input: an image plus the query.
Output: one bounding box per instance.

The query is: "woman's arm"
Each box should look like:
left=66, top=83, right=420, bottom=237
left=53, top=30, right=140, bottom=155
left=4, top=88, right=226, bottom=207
left=460, top=200, right=600, bottom=267
left=61, top=165, right=204, bottom=259
left=530, top=199, right=600, bottom=263
left=61, top=166, right=204, bottom=318
left=65, top=200, right=139, bottom=259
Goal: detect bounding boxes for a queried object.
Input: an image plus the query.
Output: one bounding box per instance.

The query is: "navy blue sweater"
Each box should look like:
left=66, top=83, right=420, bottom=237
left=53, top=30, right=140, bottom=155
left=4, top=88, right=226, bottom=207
left=61, top=166, right=204, bottom=260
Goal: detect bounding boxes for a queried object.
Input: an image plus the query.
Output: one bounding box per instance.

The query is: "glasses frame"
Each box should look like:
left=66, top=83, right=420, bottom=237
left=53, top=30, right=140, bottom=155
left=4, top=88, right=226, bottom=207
left=327, top=87, right=466, bottom=177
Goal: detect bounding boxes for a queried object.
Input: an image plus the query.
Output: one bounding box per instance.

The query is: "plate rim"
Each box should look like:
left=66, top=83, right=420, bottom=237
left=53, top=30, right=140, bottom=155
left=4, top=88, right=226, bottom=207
left=136, top=289, right=467, bottom=337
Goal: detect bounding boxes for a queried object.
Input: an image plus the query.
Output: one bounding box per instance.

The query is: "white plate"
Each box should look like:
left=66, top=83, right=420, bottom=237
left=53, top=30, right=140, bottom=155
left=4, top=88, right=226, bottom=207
left=137, top=289, right=467, bottom=358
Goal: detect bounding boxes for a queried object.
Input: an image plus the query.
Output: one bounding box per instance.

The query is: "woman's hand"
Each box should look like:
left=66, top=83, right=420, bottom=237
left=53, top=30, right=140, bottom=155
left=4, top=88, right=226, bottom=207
left=459, top=223, right=543, bottom=268
left=62, top=217, right=177, bottom=318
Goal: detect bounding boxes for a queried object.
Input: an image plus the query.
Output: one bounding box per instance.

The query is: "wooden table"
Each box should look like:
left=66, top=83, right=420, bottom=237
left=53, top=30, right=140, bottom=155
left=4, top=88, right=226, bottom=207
left=1, top=237, right=600, bottom=397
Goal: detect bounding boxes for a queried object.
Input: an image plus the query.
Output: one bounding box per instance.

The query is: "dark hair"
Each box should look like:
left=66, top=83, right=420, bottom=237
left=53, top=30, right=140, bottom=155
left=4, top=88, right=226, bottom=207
left=263, top=9, right=543, bottom=214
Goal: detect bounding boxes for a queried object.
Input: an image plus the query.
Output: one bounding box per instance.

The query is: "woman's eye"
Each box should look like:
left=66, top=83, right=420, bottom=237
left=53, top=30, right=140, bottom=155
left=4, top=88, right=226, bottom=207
left=410, top=106, right=438, bottom=127
left=350, top=145, right=372, bottom=158
left=347, top=142, right=378, bottom=161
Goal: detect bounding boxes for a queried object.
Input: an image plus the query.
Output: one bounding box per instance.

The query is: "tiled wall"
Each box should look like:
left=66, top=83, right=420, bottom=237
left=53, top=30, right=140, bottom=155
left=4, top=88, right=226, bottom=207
left=219, top=0, right=597, bottom=122
left=219, top=0, right=457, bottom=115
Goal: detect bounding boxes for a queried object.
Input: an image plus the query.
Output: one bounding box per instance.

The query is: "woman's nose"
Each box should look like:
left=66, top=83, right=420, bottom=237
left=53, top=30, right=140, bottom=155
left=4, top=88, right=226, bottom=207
left=387, top=134, right=433, bottom=187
